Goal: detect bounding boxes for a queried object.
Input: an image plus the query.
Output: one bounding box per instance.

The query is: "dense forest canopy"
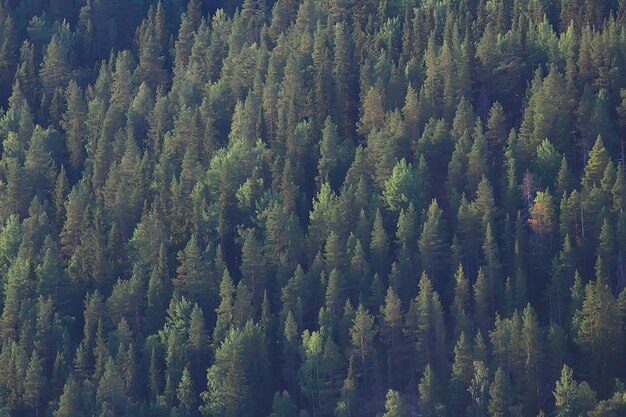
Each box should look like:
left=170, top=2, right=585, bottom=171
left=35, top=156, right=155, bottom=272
left=0, top=0, right=626, bottom=416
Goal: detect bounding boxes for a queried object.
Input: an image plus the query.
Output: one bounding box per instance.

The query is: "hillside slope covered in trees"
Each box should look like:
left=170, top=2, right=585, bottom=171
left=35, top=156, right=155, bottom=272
left=0, top=0, right=626, bottom=416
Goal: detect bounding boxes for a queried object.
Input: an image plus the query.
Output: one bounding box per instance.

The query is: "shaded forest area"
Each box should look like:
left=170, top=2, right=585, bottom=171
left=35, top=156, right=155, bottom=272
left=0, top=0, right=626, bottom=416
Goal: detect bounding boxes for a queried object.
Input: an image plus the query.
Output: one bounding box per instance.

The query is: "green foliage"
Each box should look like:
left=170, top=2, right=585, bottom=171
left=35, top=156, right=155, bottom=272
left=0, top=2, right=623, bottom=417
left=383, top=159, right=423, bottom=213
left=554, top=365, right=597, bottom=417
left=488, top=368, right=512, bottom=417
left=201, top=321, right=270, bottom=417
left=382, top=390, right=407, bottom=417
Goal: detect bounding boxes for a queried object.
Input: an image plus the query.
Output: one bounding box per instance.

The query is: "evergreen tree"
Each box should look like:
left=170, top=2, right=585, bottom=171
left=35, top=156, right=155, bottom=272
left=349, top=304, right=376, bottom=380
left=269, top=391, right=297, bottom=417
left=553, top=365, right=597, bottom=417
left=177, top=367, right=194, bottom=415
left=380, top=286, right=405, bottom=388
left=240, top=229, right=267, bottom=307
left=54, top=376, right=85, bottom=417
left=482, top=223, right=503, bottom=315
left=188, top=303, right=208, bottom=378
left=521, top=304, right=542, bottom=415
left=452, top=264, right=472, bottom=338
left=201, top=322, right=270, bottom=417
left=332, top=22, right=358, bottom=138
left=370, top=209, right=390, bottom=277
left=62, top=81, right=88, bottom=174
left=474, top=268, right=491, bottom=333
left=488, top=368, right=512, bottom=417
left=469, top=361, right=490, bottom=417
left=382, top=389, right=407, bottom=417
left=419, top=200, right=448, bottom=285
left=383, top=159, right=423, bottom=213
left=419, top=364, right=440, bottom=417
left=577, top=268, right=624, bottom=393
left=40, top=34, right=72, bottom=95
left=23, top=350, right=45, bottom=417
left=414, top=273, right=446, bottom=373
left=213, top=269, right=235, bottom=349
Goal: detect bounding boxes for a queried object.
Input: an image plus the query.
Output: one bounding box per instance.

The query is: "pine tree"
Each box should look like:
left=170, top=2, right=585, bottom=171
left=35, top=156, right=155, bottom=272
left=148, top=347, right=161, bottom=402
left=474, top=268, right=491, bottom=333
left=488, top=368, right=512, bottom=417
left=475, top=176, right=496, bottom=234
left=240, top=229, right=267, bottom=307
left=469, top=361, right=490, bottom=417
left=332, top=23, right=358, bottom=139
left=521, top=304, right=542, bottom=414
left=395, top=203, right=417, bottom=250
left=419, top=200, right=448, bottom=285
left=553, top=365, right=597, bottom=417
left=577, top=268, right=624, bottom=393
left=382, top=389, right=407, bottom=417
left=174, top=234, right=210, bottom=304
left=583, top=136, right=610, bottom=190
left=1, top=257, right=32, bottom=340
left=188, top=303, right=208, bottom=378
left=61, top=81, right=88, bottom=174
left=419, top=364, right=440, bottom=417
left=335, top=358, right=356, bottom=417
left=482, top=223, right=503, bottom=314
left=383, top=159, right=423, bottom=213
left=325, top=231, right=346, bottom=275
left=350, top=303, right=376, bottom=379
left=486, top=102, right=508, bottom=171
left=40, top=34, right=72, bottom=95
left=54, top=375, right=85, bottom=417
left=135, top=8, right=168, bottom=90
left=414, top=273, right=446, bottom=373
left=325, top=268, right=344, bottom=317
left=317, top=117, right=341, bottom=189
left=233, top=282, right=254, bottom=328
left=269, top=391, right=297, bottom=417
left=201, top=322, right=270, bottom=417
left=529, top=190, right=557, bottom=240
left=357, top=86, right=385, bottom=137
left=23, top=350, right=45, bottom=417
left=146, top=243, right=169, bottom=334
left=448, top=332, right=474, bottom=415
left=213, top=269, right=235, bottom=349
left=122, top=343, right=137, bottom=399
left=177, top=367, right=194, bottom=414
left=96, top=357, right=128, bottom=414
left=452, top=264, right=472, bottom=339
left=380, top=286, right=404, bottom=388
left=281, top=311, right=299, bottom=396
left=370, top=209, right=390, bottom=277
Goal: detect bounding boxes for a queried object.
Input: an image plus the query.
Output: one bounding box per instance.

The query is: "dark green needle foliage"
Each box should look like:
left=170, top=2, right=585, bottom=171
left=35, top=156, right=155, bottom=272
left=0, top=1, right=623, bottom=417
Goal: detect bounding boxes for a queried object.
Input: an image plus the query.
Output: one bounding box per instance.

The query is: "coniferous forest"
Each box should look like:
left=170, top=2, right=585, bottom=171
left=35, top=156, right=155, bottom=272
left=2, top=0, right=626, bottom=416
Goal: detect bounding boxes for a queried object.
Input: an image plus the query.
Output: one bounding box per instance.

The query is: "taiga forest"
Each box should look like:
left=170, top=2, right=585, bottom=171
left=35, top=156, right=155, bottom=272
left=0, top=0, right=626, bottom=416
